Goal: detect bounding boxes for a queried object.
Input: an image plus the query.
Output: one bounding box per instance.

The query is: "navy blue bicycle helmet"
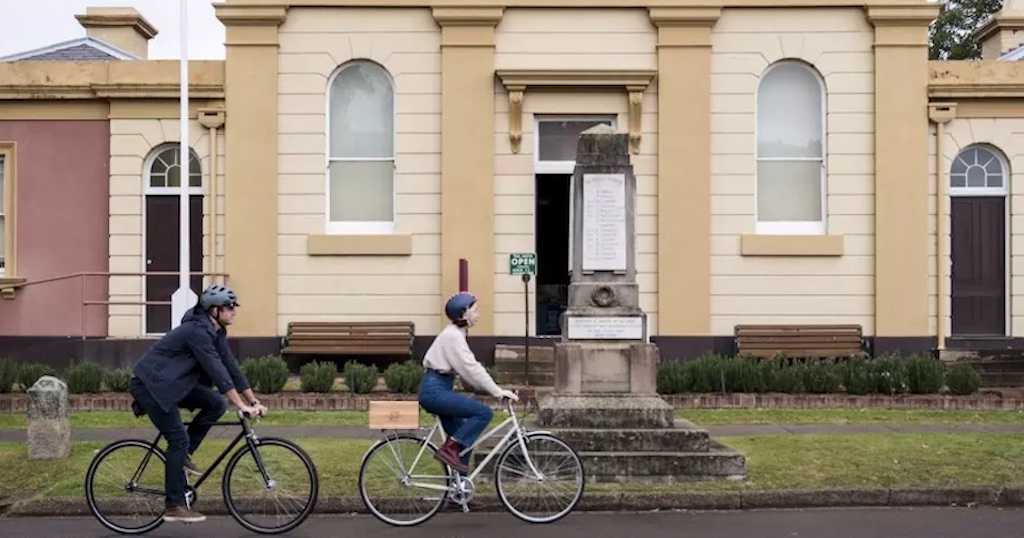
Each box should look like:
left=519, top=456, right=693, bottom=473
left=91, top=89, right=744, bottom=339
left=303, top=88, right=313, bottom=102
left=445, top=292, right=477, bottom=326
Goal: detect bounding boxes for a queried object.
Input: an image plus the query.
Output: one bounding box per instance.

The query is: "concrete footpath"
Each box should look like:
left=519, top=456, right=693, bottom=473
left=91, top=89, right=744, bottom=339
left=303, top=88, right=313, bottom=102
left=4, top=422, right=1024, bottom=443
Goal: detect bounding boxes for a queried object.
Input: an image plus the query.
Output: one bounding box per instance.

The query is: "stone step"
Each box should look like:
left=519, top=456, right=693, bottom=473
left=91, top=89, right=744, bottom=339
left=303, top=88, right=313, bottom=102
left=474, top=419, right=710, bottom=453
left=963, top=360, right=1024, bottom=373
left=496, top=371, right=555, bottom=386
left=470, top=443, right=745, bottom=484
left=494, top=356, right=555, bottom=371
left=979, top=372, right=1024, bottom=387
left=542, top=425, right=711, bottom=452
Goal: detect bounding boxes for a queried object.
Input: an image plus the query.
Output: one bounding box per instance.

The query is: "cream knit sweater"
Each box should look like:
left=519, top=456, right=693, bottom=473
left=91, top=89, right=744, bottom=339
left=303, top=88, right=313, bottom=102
left=422, top=324, right=502, bottom=397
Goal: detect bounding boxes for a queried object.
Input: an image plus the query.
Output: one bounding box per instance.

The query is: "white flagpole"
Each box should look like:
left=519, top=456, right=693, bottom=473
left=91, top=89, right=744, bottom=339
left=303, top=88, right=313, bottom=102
left=171, top=0, right=197, bottom=329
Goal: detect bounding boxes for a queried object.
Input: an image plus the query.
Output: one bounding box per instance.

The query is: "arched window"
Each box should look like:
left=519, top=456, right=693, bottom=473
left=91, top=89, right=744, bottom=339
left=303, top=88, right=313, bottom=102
left=755, top=60, right=826, bottom=234
left=950, top=144, right=1008, bottom=195
left=144, top=143, right=202, bottom=192
left=326, top=60, right=395, bottom=234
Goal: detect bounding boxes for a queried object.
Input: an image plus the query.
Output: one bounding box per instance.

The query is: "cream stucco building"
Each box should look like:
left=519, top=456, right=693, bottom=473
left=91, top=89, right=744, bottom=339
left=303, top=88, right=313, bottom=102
left=2, top=1, right=1024, bottom=367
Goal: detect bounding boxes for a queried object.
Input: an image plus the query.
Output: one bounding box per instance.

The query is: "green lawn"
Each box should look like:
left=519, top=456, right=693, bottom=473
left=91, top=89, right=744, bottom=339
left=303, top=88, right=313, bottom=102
left=3, top=408, right=1024, bottom=431
left=3, top=432, right=1024, bottom=500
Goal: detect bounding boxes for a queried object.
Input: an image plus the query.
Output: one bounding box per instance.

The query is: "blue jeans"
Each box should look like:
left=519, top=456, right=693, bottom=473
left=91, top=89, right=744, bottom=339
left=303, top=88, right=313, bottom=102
left=418, top=369, right=493, bottom=466
left=129, top=377, right=227, bottom=507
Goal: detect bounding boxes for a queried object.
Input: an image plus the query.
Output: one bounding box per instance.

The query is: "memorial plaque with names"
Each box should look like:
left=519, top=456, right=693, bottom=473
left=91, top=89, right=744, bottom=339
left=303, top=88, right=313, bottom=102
left=581, top=173, right=627, bottom=271
left=567, top=316, right=644, bottom=340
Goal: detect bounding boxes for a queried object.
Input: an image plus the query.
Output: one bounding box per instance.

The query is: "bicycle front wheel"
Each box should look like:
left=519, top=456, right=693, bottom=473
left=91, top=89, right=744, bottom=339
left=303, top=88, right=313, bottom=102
left=222, top=437, right=319, bottom=535
left=84, top=439, right=167, bottom=535
left=495, top=432, right=585, bottom=524
left=358, top=433, right=451, bottom=527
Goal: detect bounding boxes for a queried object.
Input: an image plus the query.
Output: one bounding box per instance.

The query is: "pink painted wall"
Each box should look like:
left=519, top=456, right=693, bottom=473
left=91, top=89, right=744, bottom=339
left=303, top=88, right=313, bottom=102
left=0, top=120, right=110, bottom=337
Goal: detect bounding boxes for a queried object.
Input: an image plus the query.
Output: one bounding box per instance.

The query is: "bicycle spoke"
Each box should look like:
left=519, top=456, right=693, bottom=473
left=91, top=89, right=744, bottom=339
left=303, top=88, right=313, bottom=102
left=86, top=441, right=167, bottom=534
left=359, top=436, right=450, bottom=526
left=224, top=439, right=317, bottom=534
left=496, top=433, right=585, bottom=524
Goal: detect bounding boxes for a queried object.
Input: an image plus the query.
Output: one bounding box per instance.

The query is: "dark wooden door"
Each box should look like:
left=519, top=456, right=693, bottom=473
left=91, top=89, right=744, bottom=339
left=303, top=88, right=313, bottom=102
left=145, top=195, right=204, bottom=334
left=951, top=196, right=1006, bottom=336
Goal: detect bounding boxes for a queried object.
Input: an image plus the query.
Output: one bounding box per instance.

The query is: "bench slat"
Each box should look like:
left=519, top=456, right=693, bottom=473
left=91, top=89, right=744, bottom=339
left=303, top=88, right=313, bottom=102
left=735, top=323, right=863, bottom=359
left=282, top=320, right=415, bottom=357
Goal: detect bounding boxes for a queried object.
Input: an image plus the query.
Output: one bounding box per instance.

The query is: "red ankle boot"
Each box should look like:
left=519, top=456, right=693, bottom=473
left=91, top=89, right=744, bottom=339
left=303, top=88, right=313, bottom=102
left=435, top=438, right=469, bottom=474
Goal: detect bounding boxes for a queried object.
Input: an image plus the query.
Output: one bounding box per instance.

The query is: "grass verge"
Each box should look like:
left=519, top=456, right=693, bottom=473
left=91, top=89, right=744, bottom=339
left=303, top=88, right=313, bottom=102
left=3, top=408, right=1024, bottom=431
left=2, top=433, right=1023, bottom=500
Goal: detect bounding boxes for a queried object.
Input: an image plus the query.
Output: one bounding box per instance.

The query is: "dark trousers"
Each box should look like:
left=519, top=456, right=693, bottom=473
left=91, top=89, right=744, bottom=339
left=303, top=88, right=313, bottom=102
left=417, top=369, right=494, bottom=466
left=129, top=377, right=227, bottom=507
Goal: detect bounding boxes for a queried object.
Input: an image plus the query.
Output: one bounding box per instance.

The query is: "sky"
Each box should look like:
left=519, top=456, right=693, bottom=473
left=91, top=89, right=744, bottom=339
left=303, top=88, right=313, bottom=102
left=1, top=1, right=226, bottom=60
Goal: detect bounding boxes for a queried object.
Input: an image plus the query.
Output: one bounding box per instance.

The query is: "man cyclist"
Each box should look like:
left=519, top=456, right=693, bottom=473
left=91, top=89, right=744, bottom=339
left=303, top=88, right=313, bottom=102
left=419, top=291, right=519, bottom=479
left=129, top=284, right=267, bottom=523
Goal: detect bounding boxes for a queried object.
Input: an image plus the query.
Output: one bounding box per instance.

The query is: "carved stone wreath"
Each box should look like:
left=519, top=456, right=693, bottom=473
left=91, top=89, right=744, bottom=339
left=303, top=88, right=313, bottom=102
left=590, top=285, right=620, bottom=308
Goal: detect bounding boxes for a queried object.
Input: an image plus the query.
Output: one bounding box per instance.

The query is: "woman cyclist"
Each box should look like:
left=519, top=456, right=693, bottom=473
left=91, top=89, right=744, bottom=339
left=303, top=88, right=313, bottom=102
left=418, top=292, right=519, bottom=475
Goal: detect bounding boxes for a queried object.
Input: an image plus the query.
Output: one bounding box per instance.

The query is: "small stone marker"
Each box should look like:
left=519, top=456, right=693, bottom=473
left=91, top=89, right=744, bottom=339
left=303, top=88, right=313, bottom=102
left=27, top=375, right=70, bottom=459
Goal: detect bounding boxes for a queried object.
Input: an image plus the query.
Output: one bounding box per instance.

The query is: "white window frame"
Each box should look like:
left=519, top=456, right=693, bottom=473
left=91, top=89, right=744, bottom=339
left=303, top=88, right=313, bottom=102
left=324, top=60, right=397, bottom=235
left=754, top=60, right=828, bottom=236
left=534, top=115, right=618, bottom=175
left=142, top=143, right=204, bottom=196
left=948, top=143, right=1011, bottom=338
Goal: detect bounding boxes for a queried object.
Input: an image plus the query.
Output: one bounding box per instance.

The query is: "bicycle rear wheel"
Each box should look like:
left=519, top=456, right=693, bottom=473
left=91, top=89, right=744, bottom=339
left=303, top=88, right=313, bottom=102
left=222, top=437, right=319, bottom=535
left=358, top=433, right=451, bottom=527
left=85, top=439, right=167, bottom=535
left=494, top=432, right=585, bottom=524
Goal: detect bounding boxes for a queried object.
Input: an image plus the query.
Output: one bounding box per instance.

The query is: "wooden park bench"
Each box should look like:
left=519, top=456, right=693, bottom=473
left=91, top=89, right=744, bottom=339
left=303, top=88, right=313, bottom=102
left=280, top=321, right=415, bottom=359
left=734, top=324, right=864, bottom=358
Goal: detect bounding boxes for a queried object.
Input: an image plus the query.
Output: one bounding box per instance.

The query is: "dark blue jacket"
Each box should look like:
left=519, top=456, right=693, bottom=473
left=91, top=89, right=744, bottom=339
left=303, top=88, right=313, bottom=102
left=132, top=308, right=250, bottom=412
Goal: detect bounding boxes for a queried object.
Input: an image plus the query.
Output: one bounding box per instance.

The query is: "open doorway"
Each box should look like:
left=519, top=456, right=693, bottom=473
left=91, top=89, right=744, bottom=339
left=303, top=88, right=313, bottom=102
left=532, top=116, right=616, bottom=336
left=535, top=173, right=571, bottom=335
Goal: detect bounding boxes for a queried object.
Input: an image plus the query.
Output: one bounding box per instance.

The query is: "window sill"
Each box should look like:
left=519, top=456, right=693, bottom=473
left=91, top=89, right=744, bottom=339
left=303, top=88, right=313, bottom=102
left=307, top=234, right=413, bottom=256
left=0, top=277, right=27, bottom=300
left=740, top=234, right=844, bottom=257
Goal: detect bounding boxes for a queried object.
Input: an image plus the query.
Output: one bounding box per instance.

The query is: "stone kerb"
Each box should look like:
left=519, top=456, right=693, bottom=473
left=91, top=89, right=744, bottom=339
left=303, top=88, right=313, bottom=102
left=26, top=375, right=71, bottom=459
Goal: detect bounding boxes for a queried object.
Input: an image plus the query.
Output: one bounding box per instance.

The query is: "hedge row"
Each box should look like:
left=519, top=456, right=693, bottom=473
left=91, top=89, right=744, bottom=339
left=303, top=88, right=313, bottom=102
left=0, top=357, right=132, bottom=395
left=656, top=352, right=983, bottom=396
left=0, top=352, right=986, bottom=397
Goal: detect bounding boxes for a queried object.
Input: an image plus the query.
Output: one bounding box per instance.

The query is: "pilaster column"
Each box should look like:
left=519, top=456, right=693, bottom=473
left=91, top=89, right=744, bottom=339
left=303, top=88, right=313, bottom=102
left=649, top=7, right=720, bottom=339
left=865, top=5, right=940, bottom=348
left=433, top=7, right=504, bottom=334
left=214, top=5, right=286, bottom=337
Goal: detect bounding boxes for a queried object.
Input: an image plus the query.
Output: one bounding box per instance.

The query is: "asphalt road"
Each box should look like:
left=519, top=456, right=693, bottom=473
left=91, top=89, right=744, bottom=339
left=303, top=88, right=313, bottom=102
left=2, top=507, right=1024, bottom=537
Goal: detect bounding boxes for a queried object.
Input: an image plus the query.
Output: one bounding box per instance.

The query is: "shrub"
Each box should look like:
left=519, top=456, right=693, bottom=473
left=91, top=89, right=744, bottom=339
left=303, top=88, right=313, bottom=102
left=0, top=358, right=18, bottom=394
left=723, top=356, right=767, bottom=393
left=771, top=361, right=806, bottom=394
left=240, top=355, right=290, bottom=394
left=64, top=361, right=106, bottom=394
left=946, top=363, right=982, bottom=395
left=384, top=360, right=424, bottom=394
left=657, top=360, right=688, bottom=394
left=871, top=354, right=910, bottom=395
left=344, top=361, right=379, bottom=394
left=843, top=356, right=875, bottom=395
left=682, top=353, right=726, bottom=393
left=299, top=360, right=337, bottom=393
left=803, top=359, right=844, bottom=394
left=17, top=363, right=56, bottom=391
left=105, top=368, right=132, bottom=392
left=906, top=354, right=945, bottom=394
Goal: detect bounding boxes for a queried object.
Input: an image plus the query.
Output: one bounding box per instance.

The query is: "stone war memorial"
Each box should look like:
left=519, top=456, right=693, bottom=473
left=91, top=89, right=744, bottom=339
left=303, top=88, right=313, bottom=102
left=535, top=124, right=746, bottom=483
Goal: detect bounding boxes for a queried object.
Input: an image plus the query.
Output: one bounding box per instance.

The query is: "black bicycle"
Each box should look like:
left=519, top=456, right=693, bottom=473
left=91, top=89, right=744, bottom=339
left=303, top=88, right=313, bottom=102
left=84, top=404, right=319, bottom=535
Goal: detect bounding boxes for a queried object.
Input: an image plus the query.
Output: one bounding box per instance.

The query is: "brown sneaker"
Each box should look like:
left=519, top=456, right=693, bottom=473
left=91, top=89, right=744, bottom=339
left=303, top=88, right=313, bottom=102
left=184, top=457, right=202, bottom=477
left=163, top=505, right=206, bottom=523
left=435, top=439, right=469, bottom=474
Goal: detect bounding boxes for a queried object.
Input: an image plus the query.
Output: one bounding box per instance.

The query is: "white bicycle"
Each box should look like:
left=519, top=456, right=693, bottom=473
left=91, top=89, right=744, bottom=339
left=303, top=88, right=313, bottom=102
left=357, top=394, right=585, bottom=526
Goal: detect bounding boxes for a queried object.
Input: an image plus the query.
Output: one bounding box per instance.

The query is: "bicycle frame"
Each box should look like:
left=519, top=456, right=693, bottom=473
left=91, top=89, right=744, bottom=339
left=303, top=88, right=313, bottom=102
left=392, top=399, right=550, bottom=494
left=127, top=410, right=270, bottom=497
